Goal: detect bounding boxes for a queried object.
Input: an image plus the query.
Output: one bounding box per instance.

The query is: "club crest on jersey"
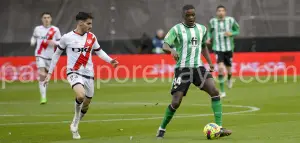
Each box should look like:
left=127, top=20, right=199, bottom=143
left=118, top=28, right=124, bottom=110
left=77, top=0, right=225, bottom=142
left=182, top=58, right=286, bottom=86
left=87, top=39, right=92, bottom=44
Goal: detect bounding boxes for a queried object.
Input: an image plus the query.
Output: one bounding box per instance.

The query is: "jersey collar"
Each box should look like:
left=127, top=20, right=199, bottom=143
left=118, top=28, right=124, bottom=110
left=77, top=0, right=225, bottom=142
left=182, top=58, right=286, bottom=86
left=73, top=30, right=86, bottom=36
left=181, top=22, right=196, bottom=28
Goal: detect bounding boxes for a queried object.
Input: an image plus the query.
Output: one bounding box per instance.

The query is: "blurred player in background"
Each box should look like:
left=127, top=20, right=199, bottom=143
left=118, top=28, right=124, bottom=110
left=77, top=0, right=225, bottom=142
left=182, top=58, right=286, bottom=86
left=44, top=12, right=118, bottom=139
left=206, top=5, right=240, bottom=98
left=30, top=12, right=61, bottom=104
left=156, top=5, right=231, bottom=139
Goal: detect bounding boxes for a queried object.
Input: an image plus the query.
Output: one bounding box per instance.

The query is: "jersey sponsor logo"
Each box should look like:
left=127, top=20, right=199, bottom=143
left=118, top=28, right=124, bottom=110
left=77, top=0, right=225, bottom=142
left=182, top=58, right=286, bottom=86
left=72, top=47, right=92, bottom=53
left=72, top=33, right=96, bottom=70
left=37, top=27, right=56, bottom=55
left=191, top=37, right=198, bottom=46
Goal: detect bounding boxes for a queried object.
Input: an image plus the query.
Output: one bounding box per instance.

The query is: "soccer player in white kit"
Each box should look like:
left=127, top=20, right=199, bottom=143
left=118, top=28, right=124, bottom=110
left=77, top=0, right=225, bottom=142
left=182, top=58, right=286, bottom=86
left=44, top=12, right=118, bottom=139
left=30, top=12, right=61, bottom=104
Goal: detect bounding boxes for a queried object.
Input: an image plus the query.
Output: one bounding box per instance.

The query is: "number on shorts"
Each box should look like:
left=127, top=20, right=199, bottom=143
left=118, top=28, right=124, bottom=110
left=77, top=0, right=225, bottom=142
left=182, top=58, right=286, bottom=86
left=173, top=77, right=182, bottom=85
left=70, top=75, right=78, bottom=82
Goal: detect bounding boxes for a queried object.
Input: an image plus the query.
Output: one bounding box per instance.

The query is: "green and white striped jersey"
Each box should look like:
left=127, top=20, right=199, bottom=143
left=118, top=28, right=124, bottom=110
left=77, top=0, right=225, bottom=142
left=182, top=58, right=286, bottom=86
left=164, top=23, right=207, bottom=68
left=207, top=16, right=240, bottom=52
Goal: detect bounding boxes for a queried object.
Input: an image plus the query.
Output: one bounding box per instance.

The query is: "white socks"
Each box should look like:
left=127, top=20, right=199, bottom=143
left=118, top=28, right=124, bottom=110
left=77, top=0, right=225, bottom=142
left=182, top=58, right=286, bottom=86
left=72, top=99, right=83, bottom=127
left=39, top=81, right=46, bottom=99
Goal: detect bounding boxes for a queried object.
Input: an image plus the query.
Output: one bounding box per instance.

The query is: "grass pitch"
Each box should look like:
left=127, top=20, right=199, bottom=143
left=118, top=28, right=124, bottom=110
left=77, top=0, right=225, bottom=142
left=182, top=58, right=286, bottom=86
left=0, top=76, right=299, bottom=143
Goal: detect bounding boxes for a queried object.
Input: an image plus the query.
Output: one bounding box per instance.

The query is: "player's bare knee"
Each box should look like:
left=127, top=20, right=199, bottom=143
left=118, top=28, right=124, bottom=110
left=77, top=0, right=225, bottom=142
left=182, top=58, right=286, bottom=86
left=210, top=87, right=219, bottom=97
left=171, top=92, right=184, bottom=109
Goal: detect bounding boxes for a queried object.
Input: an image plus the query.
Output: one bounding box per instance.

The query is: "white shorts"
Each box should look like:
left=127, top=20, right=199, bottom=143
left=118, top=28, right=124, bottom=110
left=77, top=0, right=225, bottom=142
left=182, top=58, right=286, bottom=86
left=36, top=57, right=51, bottom=70
left=67, top=72, right=94, bottom=98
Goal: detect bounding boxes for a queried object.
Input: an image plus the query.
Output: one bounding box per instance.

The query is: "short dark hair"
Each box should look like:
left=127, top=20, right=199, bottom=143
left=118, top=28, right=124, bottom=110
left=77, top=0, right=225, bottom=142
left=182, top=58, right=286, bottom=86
left=216, top=5, right=226, bottom=11
left=41, top=12, right=51, bottom=17
left=76, top=12, right=93, bottom=21
left=182, top=4, right=195, bottom=12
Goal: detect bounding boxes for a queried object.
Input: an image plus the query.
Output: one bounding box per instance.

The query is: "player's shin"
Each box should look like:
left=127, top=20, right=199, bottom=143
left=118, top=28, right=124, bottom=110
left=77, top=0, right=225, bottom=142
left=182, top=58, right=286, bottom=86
left=218, top=74, right=225, bottom=92
left=211, top=96, right=222, bottom=127
left=39, top=81, right=47, bottom=100
left=80, top=97, right=91, bottom=120
left=72, top=97, right=83, bottom=126
left=160, top=104, right=176, bottom=129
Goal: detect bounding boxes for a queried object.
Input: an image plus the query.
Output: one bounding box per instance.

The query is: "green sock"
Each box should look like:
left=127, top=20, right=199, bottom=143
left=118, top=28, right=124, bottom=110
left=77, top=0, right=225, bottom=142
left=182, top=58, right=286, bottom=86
left=218, top=74, right=225, bottom=92
left=228, top=73, right=232, bottom=81
left=160, top=105, right=176, bottom=129
left=211, top=97, right=222, bottom=126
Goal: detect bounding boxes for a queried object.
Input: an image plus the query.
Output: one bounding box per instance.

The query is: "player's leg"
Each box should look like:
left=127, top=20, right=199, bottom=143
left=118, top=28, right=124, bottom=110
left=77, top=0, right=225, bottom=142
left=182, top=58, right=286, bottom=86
left=200, top=75, right=232, bottom=137
left=67, top=74, right=85, bottom=139
left=225, top=52, right=233, bottom=89
left=157, top=68, right=191, bottom=138
left=80, top=78, right=94, bottom=120
left=157, top=91, right=185, bottom=138
left=216, top=52, right=226, bottom=97
left=37, top=57, right=48, bottom=104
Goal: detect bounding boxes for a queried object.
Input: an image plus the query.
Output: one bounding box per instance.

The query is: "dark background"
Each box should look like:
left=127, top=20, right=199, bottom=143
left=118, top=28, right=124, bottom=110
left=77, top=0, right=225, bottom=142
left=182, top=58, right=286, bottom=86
left=1, top=0, right=300, bottom=56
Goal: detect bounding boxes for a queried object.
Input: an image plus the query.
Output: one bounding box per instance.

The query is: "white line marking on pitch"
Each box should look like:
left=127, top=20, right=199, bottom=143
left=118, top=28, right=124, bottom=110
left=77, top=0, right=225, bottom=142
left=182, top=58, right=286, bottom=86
left=0, top=103, right=260, bottom=126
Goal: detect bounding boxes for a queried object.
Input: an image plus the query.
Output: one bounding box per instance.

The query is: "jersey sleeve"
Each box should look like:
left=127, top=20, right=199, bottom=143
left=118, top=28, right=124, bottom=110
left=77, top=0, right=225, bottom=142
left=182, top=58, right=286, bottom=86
left=92, top=36, right=101, bottom=51
left=164, top=26, right=177, bottom=46
left=231, top=18, right=240, bottom=36
left=58, top=35, right=67, bottom=50
left=55, top=28, right=62, bottom=40
left=207, top=19, right=214, bottom=39
left=30, top=27, right=38, bottom=46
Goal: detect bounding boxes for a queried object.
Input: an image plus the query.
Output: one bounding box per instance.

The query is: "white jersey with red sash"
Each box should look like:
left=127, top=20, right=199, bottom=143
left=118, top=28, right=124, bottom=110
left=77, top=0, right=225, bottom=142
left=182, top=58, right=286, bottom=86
left=33, top=25, right=61, bottom=59
left=58, top=31, right=101, bottom=77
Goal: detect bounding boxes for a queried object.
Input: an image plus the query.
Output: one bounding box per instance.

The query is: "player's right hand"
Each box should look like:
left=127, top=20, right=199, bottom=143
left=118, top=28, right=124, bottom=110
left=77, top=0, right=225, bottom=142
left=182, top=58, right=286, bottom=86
left=206, top=39, right=211, bottom=45
left=110, top=58, right=119, bottom=68
left=43, top=74, right=51, bottom=87
left=171, top=49, right=179, bottom=61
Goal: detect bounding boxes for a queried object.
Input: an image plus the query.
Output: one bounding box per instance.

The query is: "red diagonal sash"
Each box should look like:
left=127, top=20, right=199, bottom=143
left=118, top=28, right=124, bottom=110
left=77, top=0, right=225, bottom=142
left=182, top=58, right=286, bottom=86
left=37, top=27, right=56, bottom=54
left=72, top=32, right=96, bottom=70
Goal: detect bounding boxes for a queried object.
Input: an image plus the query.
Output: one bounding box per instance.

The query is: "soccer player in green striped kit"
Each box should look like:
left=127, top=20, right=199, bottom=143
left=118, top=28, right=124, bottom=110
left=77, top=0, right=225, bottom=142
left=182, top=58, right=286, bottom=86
left=206, top=5, right=240, bottom=98
left=156, top=5, right=232, bottom=139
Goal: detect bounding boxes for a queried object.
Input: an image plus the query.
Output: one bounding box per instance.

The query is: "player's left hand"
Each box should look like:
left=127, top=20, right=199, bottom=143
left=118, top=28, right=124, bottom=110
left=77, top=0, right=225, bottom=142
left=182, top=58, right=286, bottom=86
left=110, top=58, right=119, bottom=68
left=43, top=74, right=51, bottom=87
left=224, top=32, right=232, bottom=37
left=209, top=64, right=215, bottom=72
left=47, top=40, right=56, bottom=46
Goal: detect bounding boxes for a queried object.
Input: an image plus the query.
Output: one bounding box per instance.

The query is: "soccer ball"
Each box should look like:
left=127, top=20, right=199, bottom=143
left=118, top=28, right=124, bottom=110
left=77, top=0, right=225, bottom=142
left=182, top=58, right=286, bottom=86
left=203, top=123, right=221, bottom=139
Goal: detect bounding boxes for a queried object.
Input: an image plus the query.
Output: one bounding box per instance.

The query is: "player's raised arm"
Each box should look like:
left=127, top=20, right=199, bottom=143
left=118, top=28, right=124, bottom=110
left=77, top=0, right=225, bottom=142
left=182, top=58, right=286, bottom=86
left=93, top=37, right=118, bottom=68
left=163, top=27, right=179, bottom=61
left=201, top=30, right=214, bottom=72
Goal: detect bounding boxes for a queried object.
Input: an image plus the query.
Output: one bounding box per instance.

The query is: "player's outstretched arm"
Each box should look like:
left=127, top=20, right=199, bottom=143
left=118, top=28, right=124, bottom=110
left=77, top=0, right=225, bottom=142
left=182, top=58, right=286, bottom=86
left=95, top=49, right=118, bottom=68
left=43, top=47, right=63, bottom=86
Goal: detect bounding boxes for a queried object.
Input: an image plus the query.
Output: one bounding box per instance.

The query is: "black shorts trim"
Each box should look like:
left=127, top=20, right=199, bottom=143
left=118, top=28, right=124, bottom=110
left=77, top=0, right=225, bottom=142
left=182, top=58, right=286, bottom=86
left=94, top=47, right=101, bottom=51
left=67, top=72, right=94, bottom=80
left=36, top=56, right=52, bottom=60
left=72, top=82, right=84, bottom=89
left=85, top=95, right=92, bottom=99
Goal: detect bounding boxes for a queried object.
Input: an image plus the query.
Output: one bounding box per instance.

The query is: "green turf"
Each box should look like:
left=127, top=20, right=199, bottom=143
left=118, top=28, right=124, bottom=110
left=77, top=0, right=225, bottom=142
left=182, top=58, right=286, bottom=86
left=0, top=76, right=299, bottom=143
